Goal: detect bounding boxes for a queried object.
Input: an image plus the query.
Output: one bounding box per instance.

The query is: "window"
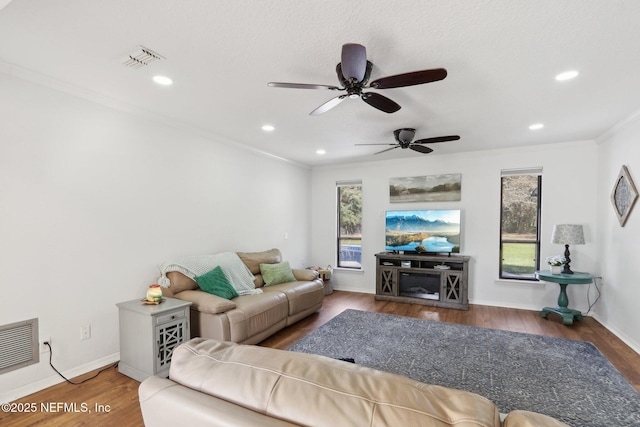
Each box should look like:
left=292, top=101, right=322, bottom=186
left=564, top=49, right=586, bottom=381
left=337, top=181, right=362, bottom=269
left=499, top=168, right=542, bottom=280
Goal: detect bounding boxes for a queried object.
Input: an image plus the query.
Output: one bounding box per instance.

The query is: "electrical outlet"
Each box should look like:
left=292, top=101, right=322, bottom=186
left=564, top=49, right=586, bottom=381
left=80, top=324, right=91, bottom=341
left=39, top=337, right=51, bottom=353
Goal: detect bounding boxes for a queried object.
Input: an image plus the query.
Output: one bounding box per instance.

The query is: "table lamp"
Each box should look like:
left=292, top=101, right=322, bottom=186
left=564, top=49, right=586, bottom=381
left=551, top=224, right=585, bottom=274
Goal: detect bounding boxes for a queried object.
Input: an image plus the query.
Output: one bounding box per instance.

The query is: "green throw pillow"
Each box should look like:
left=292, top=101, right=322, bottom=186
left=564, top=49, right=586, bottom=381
left=260, top=261, right=297, bottom=286
left=195, top=266, right=239, bottom=299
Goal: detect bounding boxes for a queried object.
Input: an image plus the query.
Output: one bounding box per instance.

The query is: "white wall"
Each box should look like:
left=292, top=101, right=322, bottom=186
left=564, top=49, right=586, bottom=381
left=595, top=114, right=640, bottom=352
left=0, top=72, right=312, bottom=401
left=311, top=141, right=599, bottom=313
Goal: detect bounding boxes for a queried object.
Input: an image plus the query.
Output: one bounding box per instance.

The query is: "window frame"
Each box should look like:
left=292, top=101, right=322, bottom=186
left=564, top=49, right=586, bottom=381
left=499, top=170, right=542, bottom=281
left=336, top=181, right=362, bottom=270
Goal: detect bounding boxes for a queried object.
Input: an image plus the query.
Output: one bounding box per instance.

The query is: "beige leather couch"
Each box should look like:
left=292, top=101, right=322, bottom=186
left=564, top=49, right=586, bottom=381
left=162, top=249, right=324, bottom=344
left=139, top=338, right=570, bottom=427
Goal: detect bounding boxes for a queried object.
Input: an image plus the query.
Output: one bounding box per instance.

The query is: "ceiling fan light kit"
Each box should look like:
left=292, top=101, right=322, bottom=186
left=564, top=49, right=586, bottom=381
left=340, top=43, right=367, bottom=82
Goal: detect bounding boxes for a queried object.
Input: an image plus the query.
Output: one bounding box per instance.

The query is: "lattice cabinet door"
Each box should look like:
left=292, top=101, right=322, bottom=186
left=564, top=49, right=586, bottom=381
left=442, top=271, right=464, bottom=304
left=377, top=267, right=396, bottom=296
left=155, top=317, right=188, bottom=375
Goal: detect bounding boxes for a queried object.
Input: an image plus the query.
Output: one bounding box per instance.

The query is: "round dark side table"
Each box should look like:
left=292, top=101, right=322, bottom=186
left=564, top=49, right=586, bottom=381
left=535, top=270, right=594, bottom=325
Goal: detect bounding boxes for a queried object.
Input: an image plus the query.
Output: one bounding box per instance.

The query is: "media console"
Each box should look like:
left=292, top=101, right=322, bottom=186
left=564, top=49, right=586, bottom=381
left=375, top=252, right=470, bottom=310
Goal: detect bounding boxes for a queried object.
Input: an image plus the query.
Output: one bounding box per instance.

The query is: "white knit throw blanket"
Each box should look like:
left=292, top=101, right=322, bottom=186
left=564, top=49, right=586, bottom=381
left=157, top=252, right=262, bottom=295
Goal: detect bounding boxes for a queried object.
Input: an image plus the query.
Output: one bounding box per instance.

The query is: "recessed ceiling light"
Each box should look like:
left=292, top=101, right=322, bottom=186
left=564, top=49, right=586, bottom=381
left=316, top=149, right=326, bottom=155
left=555, top=70, right=579, bottom=81
left=529, top=123, right=544, bottom=130
left=152, top=75, right=173, bottom=85
left=261, top=124, right=275, bottom=132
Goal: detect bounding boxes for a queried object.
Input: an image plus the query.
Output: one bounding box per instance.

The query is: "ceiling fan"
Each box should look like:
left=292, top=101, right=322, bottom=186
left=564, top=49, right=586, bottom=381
left=268, top=43, right=447, bottom=115
left=356, top=128, right=460, bottom=155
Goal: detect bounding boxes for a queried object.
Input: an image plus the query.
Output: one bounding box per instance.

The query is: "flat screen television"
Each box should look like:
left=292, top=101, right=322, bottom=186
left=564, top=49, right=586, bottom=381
left=385, top=209, right=461, bottom=253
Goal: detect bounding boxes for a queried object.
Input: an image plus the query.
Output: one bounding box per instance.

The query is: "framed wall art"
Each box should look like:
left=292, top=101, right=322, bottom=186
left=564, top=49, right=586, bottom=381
left=610, top=165, right=638, bottom=227
left=390, top=173, right=461, bottom=203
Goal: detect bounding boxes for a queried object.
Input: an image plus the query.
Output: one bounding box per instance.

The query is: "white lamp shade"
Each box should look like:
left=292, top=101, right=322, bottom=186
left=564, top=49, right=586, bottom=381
left=551, top=224, right=585, bottom=245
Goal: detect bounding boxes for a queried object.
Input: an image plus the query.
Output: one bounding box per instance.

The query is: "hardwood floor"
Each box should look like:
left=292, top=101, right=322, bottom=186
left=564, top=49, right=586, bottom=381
left=3, top=291, right=639, bottom=426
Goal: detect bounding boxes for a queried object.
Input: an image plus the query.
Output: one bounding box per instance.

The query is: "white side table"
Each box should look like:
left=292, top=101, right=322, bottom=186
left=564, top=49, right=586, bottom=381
left=116, top=297, right=191, bottom=382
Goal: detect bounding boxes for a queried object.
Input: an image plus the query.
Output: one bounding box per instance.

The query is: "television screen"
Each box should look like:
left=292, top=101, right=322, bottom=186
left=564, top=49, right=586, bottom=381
left=385, top=209, right=461, bottom=253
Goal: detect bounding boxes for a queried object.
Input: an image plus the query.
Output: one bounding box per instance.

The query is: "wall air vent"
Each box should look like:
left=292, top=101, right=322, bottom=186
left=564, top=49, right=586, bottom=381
left=0, top=318, right=39, bottom=375
left=122, top=45, right=165, bottom=69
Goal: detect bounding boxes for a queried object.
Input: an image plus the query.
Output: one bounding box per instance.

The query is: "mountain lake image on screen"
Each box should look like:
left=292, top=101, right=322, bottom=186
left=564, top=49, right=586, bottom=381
left=385, top=209, right=461, bottom=253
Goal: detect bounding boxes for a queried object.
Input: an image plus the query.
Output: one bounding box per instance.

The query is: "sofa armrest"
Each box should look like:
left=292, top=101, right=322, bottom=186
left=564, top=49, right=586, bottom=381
left=174, top=290, right=236, bottom=314
left=292, top=269, right=318, bottom=281
left=139, top=376, right=299, bottom=427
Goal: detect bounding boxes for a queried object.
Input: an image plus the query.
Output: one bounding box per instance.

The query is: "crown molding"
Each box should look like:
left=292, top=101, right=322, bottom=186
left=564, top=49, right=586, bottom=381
left=0, top=59, right=309, bottom=169
left=596, top=108, right=640, bottom=144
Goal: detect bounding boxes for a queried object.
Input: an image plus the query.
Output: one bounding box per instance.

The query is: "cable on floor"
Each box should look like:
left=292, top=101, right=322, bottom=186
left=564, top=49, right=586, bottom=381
left=44, top=342, right=119, bottom=385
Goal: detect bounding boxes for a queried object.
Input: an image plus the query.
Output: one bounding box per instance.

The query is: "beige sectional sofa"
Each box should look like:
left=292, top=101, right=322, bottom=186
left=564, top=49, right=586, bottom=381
left=139, top=338, right=570, bottom=427
left=160, top=248, right=324, bottom=344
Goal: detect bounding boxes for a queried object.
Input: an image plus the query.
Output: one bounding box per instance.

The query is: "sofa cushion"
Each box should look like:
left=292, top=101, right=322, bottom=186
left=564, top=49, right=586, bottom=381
left=225, top=292, right=288, bottom=343
left=260, top=261, right=297, bottom=286
left=252, top=274, right=265, bottom=288
left=252, top=269, right=317, bottom=288
left=237, top=248, right=282, bottom=275
left=166, top=271, right=198, bottom=297
left=195, top=266, right=238, bottom=300
left=169, top=338, right=502, bottom=427
left=262, top=280, right=324, bottom=317
left=174, top=290, right=236, bottom=314
left=292, top=268, right=318, bottom=281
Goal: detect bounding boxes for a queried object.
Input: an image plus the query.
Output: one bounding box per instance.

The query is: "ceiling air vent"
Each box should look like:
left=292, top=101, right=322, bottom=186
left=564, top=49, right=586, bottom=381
left=122, top=46, right=165, bottom=69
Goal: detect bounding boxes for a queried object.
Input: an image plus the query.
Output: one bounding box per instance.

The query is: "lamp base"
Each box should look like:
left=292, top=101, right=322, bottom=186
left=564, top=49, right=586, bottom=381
left=562, top=244, right=574, bottom=274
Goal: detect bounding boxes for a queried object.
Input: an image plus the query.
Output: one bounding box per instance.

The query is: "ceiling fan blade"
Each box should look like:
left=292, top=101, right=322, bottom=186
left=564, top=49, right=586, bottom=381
left=369, top=68, right=447, bottom=89
left=341, top=43, right=367, bottom=82
left=361, top=92, right=401, bottom=113
left=268, top=82, right=340, bottom=90
left=409, top=144, right=434, bottom=154
left=309, top=95, right=348, bottom=116
left=413, top=135, right=461, bottom=144
left=374, top=146, right=400, bottom=155
left=354, top=143, right=397, bottom=146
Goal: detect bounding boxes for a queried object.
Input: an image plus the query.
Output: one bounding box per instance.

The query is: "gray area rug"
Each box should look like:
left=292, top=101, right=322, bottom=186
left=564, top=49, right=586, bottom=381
left=288, top=309, right=640, bottom=427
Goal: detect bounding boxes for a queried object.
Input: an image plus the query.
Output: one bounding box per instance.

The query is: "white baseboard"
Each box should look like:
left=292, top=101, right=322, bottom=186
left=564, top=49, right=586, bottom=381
left=0, top=352, right=120, bottom=404
left=473, top=299, right=639, bottom=356
left=332, top=286, right=375, bottom=294
left=468, top=298, right=545, bottom=312
left=591, top=314, right=640, bottom=355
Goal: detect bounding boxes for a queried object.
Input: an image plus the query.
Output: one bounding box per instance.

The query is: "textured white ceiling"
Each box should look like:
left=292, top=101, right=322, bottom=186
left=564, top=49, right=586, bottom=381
left=1, top=0, right=639, bottom=166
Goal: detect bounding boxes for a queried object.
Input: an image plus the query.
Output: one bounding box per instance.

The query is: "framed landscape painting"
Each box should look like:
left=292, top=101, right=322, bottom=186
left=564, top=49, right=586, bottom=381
left=390, top=173, right=461, bottom=203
